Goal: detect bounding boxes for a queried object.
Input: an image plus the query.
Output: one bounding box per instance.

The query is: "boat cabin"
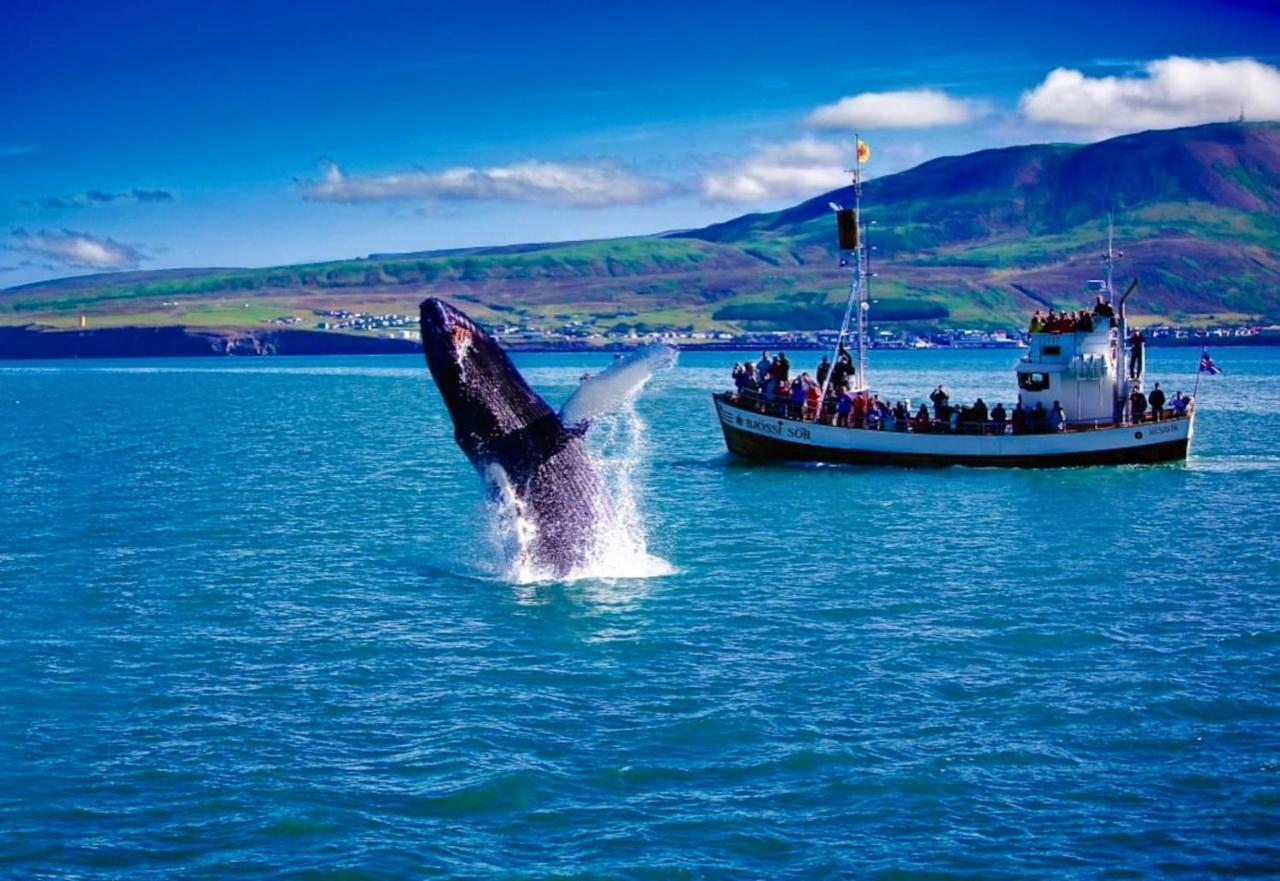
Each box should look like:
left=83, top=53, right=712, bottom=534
left=1016, top=326, right=1122, bottom=426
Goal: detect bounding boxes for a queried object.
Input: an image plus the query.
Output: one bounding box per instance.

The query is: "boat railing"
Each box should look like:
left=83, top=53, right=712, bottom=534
left=719, top=390, right=1191, bottom=436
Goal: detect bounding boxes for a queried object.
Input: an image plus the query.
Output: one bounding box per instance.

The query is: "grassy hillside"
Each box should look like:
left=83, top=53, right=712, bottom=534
left=5, top=122, right=1280, bottom=337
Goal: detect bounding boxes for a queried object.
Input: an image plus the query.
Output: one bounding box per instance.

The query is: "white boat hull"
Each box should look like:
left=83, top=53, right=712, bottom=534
left=714, top=394, right=1194, bottom=467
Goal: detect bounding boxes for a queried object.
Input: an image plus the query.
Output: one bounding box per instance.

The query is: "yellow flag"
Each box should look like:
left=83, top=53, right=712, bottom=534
left=856, top=139, right=871, bottom=163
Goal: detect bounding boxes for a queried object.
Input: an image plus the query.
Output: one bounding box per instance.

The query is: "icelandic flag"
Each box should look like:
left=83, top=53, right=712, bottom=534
left=1199, top=348, right=1222, bottom=375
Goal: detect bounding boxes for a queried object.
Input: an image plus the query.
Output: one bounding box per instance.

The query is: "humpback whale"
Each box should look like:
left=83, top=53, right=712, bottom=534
left=419, top=298, right=674, bottom=578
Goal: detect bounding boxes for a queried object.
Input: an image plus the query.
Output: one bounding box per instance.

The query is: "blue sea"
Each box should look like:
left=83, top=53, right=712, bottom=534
left=2, top=347, right=1278, bottom=879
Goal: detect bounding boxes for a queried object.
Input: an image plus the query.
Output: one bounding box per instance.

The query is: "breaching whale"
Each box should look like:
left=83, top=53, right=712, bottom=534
left=419, top=298, right=675, bottom=578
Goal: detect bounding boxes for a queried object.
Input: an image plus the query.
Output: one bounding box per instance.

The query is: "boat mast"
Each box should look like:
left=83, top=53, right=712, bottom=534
left=853, top=138, right=867, bottom=388
left=1105, top=213, right=1132, bottom=421
left=815, top=136, right=867, bottom=420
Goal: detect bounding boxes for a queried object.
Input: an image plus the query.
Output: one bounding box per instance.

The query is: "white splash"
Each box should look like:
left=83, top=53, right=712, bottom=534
left=482, top=369, right=676, bottom=586
left=481, top=462, right=544, bottom=584
left=562, top=398, right=677, bottom=583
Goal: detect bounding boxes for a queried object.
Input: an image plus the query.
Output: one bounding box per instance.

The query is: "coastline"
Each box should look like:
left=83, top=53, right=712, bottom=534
left=1, top=323, right=1276, bottom=360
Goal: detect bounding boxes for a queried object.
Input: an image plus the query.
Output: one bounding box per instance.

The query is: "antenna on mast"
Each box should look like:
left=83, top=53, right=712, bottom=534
left=1104, top=212, right=1115, bottom=303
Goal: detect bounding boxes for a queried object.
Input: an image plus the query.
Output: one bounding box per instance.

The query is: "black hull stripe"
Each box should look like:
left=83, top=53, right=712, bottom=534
left=719, top=422, right=1189, bottom=468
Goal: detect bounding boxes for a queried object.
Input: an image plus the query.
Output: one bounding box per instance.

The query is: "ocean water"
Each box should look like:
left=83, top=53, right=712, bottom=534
left=1, top=347, right=1278, bottom=879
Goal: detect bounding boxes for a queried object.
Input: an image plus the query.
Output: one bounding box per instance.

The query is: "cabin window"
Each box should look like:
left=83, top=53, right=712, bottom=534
left=1019, top=371, right=1051, bottom=391
left=1041, top=345, right=1061, bottom=356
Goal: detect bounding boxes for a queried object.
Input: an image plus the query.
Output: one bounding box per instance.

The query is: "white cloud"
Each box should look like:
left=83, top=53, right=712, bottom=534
left=700, top=138, right=849, bottom=204
left=807, top=89, right=980, bottom=129
left=301, top=159, right=670, bottom=208
left=9, top=228, right=147, bottom=270
left=1019, top=56, right=1280, bottom=134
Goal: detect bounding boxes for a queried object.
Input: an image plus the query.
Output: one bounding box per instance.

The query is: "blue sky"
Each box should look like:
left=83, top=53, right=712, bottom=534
left=3, top=0, right=1279, bottom=286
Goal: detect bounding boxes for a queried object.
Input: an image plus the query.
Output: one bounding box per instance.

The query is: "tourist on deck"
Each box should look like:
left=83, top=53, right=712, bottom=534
left=1050, top=401, right=1066, bottom=432
left=789, top=377, right=806, bottom=419
left=1011, top=399, right=1026, bottom=435
left=913, top=403, right=931, bottom=432
left=1093, top=295, right=1115, bottom=321
left=831, top=346, right=855, bottom=391
left=865, top=398, right=881, bottom=430
left=756, top=351, right=771, bottom=381
left=1030, top=401, right=1047, bottom=433
left=774, top=352, right=790, bottom=385
left=774, top=378, right=791, bottom=416
left=732, top=363, right=746, bottom=393
left=851, top=392, right=867, bottom=429
left=1149, top=382, right=1166, bottom=421
left=1171, top=391, right=1189, bottom=417
left=816, top=355, right=831, bottom=388
left=1130, top=387, right=1148, bottom=423
left=1075, top=310, right=1094, bottom=333
left=1128, top=329, right=1145, bottom=379
left=991, top=402, right=1008, bottom=435
left=893, top=400, right=910, bottom=431
left=1029, top=310, right=1045, bottom=333
left=804, top=376, right=821, bottom=421
left=930, top=385, right=949, bottom=420
left=836, top=389, right=853, bottom=427
left=754, top=352, right=772, bottom=395
left=972, top=398, right=989, bottom=427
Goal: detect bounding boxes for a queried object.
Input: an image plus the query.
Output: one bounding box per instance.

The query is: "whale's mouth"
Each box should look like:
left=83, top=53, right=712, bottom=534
left=420, top=298, right=482, bottom=386
left=420, top=298, right=475, bottom=357
left=420, top=296, right=546, bottom=444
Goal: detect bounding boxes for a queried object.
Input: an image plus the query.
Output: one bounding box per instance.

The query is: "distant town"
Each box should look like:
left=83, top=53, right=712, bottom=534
left=286, top=309, right=1280, bottom=350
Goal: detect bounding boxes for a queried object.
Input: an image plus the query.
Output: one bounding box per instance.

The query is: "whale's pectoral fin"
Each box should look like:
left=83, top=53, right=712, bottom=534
left=558, top=343, right=678, bottom=430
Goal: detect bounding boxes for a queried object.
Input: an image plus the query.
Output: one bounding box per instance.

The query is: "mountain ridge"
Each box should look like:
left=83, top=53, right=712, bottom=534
left=5, top=121, right=1279, bottom=335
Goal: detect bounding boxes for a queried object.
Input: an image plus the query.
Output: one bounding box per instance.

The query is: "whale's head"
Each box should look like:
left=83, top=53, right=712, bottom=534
left=419, top=298, right=559, bottom=467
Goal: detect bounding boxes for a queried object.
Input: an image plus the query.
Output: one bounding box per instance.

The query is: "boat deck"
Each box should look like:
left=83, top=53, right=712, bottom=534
left=713, top=393, right=1194, bottom=468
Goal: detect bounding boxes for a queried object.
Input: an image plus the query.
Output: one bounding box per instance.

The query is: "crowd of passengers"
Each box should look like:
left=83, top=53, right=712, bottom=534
left=1028, top=296, right=1153, bottom=381
left=1029, top=295, right=1117, bottom=334
left=731, top=349, right=1191, bottom=433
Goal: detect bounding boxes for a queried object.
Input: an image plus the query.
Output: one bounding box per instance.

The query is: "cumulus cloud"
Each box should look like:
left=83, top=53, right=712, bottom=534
left=17, top=188, right=175, bottom=209
left=9, top=228, right=148, bottom=270
left=807, top=89, right=981, bottom=129
left=700, top=138, right=849, bottom=204
left=300, top=159, right=671, bottom=208
left=1019, top=56, right=1280, bottom=133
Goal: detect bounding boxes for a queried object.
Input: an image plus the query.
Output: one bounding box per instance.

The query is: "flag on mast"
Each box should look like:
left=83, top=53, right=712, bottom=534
left=856, top=139, right=870, bottom=164
left=1198, top=348, right=1222, bottom=375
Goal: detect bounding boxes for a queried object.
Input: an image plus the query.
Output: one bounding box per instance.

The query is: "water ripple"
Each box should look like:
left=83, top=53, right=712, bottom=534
left=1, top=350, right=1278, bottom=878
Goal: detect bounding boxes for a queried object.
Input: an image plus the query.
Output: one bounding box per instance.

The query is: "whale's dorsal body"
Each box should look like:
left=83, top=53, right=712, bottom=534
left=421, top=298, right=664, bottom=578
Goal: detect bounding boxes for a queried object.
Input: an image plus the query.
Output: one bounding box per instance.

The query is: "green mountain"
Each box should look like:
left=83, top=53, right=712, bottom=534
left=5, top=121, right=1280, bottom=337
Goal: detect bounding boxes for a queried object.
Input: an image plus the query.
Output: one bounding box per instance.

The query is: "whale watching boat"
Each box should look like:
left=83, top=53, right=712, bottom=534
left=713, top=140, right=1196, bottom=468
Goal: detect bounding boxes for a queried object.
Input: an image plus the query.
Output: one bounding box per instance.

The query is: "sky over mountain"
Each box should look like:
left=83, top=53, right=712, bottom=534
left=3, top=0, right=1279, bottom=286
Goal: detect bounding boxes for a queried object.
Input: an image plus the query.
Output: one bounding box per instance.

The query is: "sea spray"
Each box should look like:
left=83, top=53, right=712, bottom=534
left=482, top=378, right=676, bottom=585
left=569, top=399, right=676, bottom=582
